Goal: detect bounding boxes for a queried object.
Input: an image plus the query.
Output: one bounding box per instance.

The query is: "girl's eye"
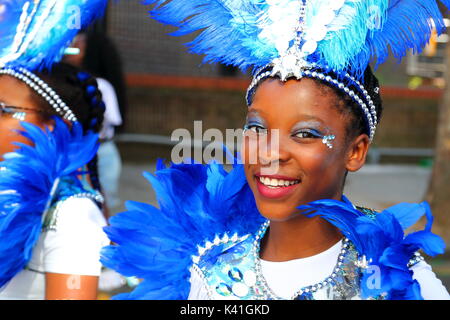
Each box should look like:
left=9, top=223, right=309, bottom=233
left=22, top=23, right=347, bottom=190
left=294, top=130, right=322, bottom=139
left=0, top=106, right=16, bottom=116
left=244, top=124, right=268, bottom=135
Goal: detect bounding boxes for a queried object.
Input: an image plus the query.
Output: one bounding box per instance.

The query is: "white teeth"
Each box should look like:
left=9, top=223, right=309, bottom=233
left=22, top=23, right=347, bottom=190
left=258, top=176, right=300, bottom=187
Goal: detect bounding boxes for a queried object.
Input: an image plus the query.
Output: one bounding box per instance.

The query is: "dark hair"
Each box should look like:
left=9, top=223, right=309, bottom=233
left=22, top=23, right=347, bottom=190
left=34, top=62, right=105, bottom=196
left=316, top=66, right=383, bottom=142
left=250, top=65, right=383, bottom=143
left=82, top=31, right=128, bottom=130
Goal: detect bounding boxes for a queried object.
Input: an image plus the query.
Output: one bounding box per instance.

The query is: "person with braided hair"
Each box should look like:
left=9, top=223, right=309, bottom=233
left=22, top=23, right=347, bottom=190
left=0, top=62, right=110, bottom=300
left=101, top=1, right=450, bottom=300
left=64, top=31, right=124, bottom=214
left=0, top=0, right=110, bottom=300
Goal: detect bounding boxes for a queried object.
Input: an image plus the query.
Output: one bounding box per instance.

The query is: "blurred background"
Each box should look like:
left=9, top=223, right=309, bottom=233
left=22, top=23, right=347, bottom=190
left=83, top=2, right=450, bottom=297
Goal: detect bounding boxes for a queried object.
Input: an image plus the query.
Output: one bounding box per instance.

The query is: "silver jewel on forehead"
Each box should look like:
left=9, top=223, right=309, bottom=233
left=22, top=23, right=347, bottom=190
left=269, top=1, right=310, bottom=81
left=322, top=135, right=336, bottom=149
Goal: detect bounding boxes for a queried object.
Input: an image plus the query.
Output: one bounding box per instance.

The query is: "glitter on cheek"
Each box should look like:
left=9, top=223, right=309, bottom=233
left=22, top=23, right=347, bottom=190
left=322, top=135, right=336, bottom=149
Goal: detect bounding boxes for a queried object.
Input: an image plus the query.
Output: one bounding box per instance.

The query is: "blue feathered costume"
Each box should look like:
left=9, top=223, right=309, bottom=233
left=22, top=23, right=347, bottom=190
left=0, top=119, right=100, bottom=288
left=0, top=0, right=107, bottom=291
left=101, top=0, right=449, bottom=300
left=101, top=158, right=445, bottom=300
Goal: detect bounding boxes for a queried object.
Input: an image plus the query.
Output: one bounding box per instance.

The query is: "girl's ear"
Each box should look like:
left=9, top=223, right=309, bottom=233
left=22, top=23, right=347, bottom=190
left=346, top=134, right=370, bottom=172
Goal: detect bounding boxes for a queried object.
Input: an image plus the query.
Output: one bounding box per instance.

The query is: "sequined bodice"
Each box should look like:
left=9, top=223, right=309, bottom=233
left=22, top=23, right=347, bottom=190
left=191, top=232, right=379, bottom=300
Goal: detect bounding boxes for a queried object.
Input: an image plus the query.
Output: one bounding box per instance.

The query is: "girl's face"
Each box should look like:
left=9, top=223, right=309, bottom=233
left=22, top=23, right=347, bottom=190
left=0, top=75, right=52, bottom=159
left=242, top=77, right=369, bottom=222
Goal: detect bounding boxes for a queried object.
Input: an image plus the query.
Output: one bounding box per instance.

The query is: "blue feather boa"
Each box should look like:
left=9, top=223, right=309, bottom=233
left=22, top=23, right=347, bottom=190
left=299, top=198, right=446, bottom=300
left=102, top=160, right=445, bottom=300
left=0, top=118, right=99, bottom=288
left=101, top=160, right=264, bottom=300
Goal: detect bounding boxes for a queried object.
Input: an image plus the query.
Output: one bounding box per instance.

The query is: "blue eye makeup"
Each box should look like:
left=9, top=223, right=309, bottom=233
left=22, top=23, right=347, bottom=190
left=243, top=123, right=268, bottom=135
left=291, top=121, right=325, bottom=139
left=244, top=115, right=268, bottom=135
left=292, top=128, right=323, bottom=139
left=291, top=120, right=336, bottom=148
left=243, top=115, right=337, bottom=148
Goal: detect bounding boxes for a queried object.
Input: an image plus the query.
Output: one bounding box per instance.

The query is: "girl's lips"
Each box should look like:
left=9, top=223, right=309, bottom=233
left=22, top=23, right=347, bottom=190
left=254, top=175, right=300, bottom=199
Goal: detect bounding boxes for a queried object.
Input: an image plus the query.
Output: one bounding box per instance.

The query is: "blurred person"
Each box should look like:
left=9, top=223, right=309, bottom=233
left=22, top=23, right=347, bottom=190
left=65, top=32, right=124, bottom=213
left=64, top=32, right=130, bottom=294
left=0, top=0, right=109, bottom=300
left=101, top=0, right=449, bottom=300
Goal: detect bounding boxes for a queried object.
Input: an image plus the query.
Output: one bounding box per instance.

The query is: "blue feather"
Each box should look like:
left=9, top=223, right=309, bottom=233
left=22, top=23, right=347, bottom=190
left=0, top=118, right=99, bottom=288
left=297, top=196, right=366, bottom=253
left=0, top=0, right=108, bottom=71
left=298, top=197, right=446, bottom=299
left=367, top=0, right=450, bottom=71
left=101, top=159, right=264, bottom=300
left=142, top=0, right=273, bottom=71
left=140, top=0, right=450, bottom=79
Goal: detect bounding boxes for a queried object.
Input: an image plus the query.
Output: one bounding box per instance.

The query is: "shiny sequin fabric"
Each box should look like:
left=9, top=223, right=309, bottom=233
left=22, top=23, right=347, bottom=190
left=192, top=231, right=377, bottom=300
left=190, top=206, right=422, bottom=300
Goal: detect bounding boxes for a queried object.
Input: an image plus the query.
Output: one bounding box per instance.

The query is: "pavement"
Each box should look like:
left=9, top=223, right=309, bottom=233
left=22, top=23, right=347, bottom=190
left=100, top=161, right=450, bottom=298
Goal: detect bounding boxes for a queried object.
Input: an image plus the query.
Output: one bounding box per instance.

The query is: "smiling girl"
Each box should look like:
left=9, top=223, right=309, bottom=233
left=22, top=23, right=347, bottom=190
left=101, top=0, right=450, bottom=300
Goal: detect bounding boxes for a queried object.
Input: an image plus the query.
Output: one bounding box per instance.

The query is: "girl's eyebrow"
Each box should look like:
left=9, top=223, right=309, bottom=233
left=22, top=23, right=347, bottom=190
left=247, top=107, right=269, bottom=116
left=294, top=114, right=325, bottom=123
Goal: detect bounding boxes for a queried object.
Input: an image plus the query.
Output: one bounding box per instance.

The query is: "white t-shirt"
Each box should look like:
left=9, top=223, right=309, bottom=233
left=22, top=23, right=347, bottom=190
left=0, top=197, right=110, bottom=300
left=188, top=239, right=450, bottom=300
left=96, top=78, right=122, bottom=141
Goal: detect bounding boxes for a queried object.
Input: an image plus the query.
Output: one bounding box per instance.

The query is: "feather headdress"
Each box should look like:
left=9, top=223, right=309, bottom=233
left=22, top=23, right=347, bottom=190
left=142, top=0, right=450, bottom=141
left=0, top=0, right=108, bottom=71
left=143, top=0, right=450, bottom=77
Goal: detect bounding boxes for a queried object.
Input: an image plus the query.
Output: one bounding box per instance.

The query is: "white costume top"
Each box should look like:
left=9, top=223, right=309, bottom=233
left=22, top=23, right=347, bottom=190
left=97, top=78, right=122, bottom=141
left=0, top=197, right=109, bottom=300
left=188, top=239, right=450, bottom=300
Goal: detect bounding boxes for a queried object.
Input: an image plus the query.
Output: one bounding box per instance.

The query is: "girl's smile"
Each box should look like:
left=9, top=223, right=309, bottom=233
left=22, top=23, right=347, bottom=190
left=254, top=173, right=301, bottom=199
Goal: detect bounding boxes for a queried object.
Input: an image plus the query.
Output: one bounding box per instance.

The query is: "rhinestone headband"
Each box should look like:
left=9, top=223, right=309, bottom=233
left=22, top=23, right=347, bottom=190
left=0, top=67, right=78, bottom=122
left=246, top=65, right=379, bottom=142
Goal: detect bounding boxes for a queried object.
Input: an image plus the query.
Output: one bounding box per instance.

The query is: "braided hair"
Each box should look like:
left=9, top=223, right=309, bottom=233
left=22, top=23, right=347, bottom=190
left=34, top=62, right=106, bottom=194
left=316, top=66, right=383, bottom=143
left=249, top=65, right=383, bottom=143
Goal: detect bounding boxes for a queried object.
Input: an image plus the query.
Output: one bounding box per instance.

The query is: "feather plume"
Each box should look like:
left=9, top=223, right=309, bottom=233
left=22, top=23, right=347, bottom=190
left=0, top=118, right=99, bottom=288
left=101, top=160, right=264, bottom=300
left=299, top=197, right=445, bottom=300
left=141, top=0, right=450, bottom=78
left=0, top=0, right=108, bottom=70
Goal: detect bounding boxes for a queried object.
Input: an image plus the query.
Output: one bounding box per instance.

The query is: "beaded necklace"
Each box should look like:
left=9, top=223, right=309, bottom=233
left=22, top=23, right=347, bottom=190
left=252, top=220, right=351, bottom=300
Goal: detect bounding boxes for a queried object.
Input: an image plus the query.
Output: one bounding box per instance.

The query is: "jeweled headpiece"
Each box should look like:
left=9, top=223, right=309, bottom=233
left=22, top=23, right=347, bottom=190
left=0, top=0, right=108, bottom=121
left=143, top=0, right=450, bottom=141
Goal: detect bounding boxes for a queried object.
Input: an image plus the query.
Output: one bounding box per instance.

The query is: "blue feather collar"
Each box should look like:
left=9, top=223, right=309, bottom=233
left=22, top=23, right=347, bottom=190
left=102, top=160, right=445, bottom=300
left=0, top=118, right=99, bottom=288
left=299, top=197, right=445, bottom=299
